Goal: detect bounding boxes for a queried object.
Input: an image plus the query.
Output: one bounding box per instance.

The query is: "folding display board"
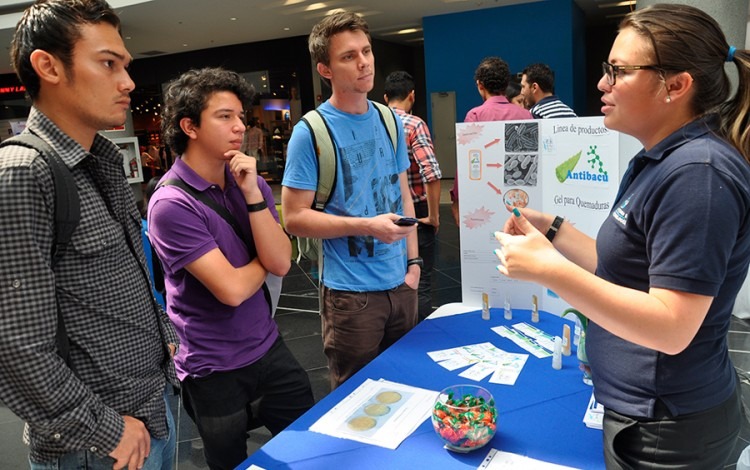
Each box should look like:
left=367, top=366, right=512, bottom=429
left=455, top=116, right=641, bottom=315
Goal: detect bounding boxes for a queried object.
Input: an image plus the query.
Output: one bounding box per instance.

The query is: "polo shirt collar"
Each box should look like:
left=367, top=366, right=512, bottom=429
left=486, top=95, right=512, bottom=105
left=171, top=157, right=238, bottom=192
left=638, top=114, right=719, bottom=164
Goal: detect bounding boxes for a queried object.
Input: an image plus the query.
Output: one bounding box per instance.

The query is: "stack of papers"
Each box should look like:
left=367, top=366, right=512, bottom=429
left=309, top=378, right=438, bottom=449
left=427, top=342, right=528, bottom=385
left=583, top=392, right=604, bottom=429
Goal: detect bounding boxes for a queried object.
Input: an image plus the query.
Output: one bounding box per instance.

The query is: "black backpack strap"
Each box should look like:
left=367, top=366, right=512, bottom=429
left=0, top=133, right=80, bottom=368
left=1, top=134, right=80, bottom=267
left=158, top=177, right=273, bottom=310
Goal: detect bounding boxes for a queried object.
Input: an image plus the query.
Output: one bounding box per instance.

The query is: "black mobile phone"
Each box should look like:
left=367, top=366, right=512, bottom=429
left=394, top=217, right=419, bottom=226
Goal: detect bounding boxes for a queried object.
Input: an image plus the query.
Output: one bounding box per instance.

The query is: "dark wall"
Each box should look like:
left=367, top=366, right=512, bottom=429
left=584, top=22, right=620, bottom=116
left=370, top=40, right=427, bottom=120
left=128, top=35, right=316, bottom=113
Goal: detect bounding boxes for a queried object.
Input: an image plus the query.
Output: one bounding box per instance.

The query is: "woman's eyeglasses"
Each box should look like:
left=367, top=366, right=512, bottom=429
left=602, top=61, right=662, bottom=86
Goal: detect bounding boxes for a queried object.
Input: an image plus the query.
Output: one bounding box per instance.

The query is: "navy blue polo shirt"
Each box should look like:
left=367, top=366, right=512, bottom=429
left=589, top=114, right=750, bottom=417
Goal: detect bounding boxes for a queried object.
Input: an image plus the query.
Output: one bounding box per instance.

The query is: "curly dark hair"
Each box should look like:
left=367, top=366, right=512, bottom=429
left=11, top=0, right=120, bottom=101
left=474, top=57, right=510, bottom=96
left=161, top=67, right=254, bottom=155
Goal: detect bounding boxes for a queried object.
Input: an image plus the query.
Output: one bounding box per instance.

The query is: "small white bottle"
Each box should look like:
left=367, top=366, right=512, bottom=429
left=482, top=293, right=490, bottom=320
left=531, top=295, right=539, bottom=323
left=504, top=296, right=512, bottom=320
left=552, top=336, right=563, bottom=370
left=562, top=324, right=571, bottom=356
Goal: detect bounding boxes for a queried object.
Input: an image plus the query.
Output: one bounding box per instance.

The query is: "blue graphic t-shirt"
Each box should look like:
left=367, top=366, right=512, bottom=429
left=283, top=100, right=410, bottom=291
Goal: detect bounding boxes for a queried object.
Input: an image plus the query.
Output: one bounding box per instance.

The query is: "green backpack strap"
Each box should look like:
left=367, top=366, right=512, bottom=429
left=301, top=110, right=337, bottom=211
left=301, top=102, right=398, bottom=212
left=372, top=101, right=399, bottom=153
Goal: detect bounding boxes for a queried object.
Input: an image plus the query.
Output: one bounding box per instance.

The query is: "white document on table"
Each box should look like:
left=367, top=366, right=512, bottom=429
left=492, top=324, right=554, bottom=358
left=309, top=378, right=439, bottom=450
left=428, top=342, right=528, bottom=385
left=478, top=448, right=580, bottom=469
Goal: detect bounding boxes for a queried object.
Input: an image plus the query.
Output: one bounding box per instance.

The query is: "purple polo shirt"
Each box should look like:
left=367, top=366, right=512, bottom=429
left=148, top=158, right=279, bottom=380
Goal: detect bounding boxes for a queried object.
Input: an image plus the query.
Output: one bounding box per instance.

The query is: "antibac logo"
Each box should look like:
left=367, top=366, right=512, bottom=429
left=555, top=145, right=608, bottom=184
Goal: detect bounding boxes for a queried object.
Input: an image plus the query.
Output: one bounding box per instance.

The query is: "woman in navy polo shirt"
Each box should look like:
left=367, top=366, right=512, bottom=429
left=495, top=4, right=750, bottom=468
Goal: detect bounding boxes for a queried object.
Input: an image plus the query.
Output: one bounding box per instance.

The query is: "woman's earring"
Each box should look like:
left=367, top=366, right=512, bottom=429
left=665, top=95, right=672, bottom=103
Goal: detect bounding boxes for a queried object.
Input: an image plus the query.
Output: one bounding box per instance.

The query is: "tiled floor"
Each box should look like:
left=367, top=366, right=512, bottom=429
left=3, top=187, right=750, bottom=468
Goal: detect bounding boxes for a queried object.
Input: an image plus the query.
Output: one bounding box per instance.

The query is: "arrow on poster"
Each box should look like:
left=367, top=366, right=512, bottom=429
left=487, top=182, right=502, bottom=195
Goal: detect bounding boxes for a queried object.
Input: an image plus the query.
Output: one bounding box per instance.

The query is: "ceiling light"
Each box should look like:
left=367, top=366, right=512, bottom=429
left=283, top=27, right=290, bottom=31
left=230, top=17, right=237, bottom=21
left=283, top=0, right=305, bottom=5
left=397, top=28, right=418, bottom=35
left=598, top=1, right=635, bottom=8
left=305, top=3, right=327, bottom=12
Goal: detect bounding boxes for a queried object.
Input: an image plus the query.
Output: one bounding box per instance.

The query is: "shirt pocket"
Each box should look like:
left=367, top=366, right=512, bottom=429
left=71, top=192, right=123, bottom=257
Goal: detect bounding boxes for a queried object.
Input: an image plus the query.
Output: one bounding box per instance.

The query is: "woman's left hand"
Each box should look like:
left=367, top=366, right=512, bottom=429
left=494, top=209, right=566, bottom=282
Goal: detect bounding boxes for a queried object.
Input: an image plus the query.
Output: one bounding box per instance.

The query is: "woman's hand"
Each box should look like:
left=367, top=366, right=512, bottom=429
left=495, top=208, right=566, bottom=282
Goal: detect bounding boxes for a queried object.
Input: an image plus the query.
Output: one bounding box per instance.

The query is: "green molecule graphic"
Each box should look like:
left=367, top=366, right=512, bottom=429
left=586, top=145, right=607, bottom=176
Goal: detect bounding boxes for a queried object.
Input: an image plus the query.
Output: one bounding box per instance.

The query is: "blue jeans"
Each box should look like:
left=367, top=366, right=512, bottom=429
left=30, top=393, right=175, bottom=470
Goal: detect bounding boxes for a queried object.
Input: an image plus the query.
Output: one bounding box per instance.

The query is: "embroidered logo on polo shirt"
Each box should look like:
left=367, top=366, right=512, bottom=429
left=613, top=195, right=630, bottom=226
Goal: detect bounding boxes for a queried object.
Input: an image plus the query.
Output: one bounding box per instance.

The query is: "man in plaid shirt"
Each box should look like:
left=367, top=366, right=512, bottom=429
left=384, top=71, right=442, bottom=320
left=0, top=1, right=178, bottom=469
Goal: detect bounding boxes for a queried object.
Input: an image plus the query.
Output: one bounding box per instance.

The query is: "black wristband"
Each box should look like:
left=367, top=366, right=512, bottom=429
left=545, top=216, right=564, bottom=242
left=407, top=257, right=424, bottom=268
left=246, top=200, right=268, bottom=213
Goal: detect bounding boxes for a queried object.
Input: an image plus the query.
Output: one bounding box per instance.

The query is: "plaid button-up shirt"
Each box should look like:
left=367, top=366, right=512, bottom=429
left=391, top=108, right=441, bottom=204
left=0, top=108, right=178, bottom=463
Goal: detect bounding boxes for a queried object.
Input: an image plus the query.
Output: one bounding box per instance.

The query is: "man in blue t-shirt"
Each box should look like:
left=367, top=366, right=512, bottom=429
left=282, top=11, right=419, bottom=389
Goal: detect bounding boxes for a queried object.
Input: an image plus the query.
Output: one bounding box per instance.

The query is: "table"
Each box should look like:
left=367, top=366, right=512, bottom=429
left=241, top=309, right=605, bottom=469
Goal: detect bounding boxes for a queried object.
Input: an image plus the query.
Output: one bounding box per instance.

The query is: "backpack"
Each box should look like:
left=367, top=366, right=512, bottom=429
left=294, top=101, right=399, bottom=265
left=0, top=134, right=80, bottom=366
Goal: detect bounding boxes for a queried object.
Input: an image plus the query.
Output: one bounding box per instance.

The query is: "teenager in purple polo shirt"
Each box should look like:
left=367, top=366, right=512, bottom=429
left=148, top=67, right=313, bottom=470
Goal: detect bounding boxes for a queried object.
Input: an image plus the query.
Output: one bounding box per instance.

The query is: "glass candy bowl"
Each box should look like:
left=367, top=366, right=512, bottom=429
left=432, top=384, right=497, bottom=452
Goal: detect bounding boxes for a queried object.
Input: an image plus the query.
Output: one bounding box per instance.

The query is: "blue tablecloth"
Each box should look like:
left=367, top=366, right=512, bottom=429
left=241, top=309, right=605, bottom=469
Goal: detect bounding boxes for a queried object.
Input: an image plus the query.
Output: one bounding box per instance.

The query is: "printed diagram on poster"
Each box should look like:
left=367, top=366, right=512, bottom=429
left=455, top=117, right=639, bottom=314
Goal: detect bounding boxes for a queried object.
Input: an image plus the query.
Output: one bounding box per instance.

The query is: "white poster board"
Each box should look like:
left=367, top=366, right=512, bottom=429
left=455, top=116, right=640, bottom=314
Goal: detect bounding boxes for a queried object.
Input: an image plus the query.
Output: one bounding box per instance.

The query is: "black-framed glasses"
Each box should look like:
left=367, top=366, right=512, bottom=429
left=602, top=61, right=662, bottom=86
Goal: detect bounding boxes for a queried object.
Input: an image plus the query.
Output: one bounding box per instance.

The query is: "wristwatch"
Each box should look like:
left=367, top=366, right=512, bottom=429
left=246, top=200, right=268, bottom=213
left=545, top=216, right=564, bottom=242
left=407, top=257, right=424, bottom=268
